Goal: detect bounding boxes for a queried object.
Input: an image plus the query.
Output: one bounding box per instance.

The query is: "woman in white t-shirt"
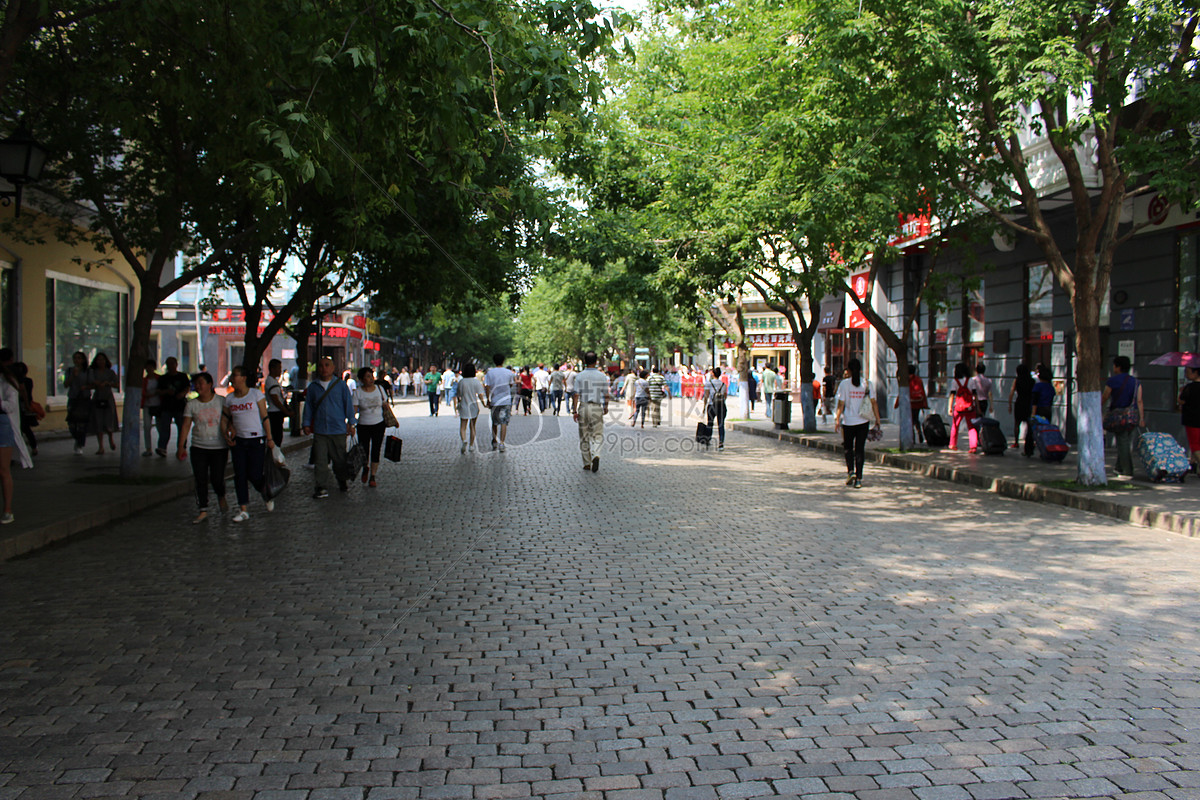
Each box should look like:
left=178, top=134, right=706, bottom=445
left=454, top=363, right=487, bottom=454
left=222, top=365, right=275, bottom=523
left=353, top=367, right=389, bottom=487
left=177, top=372, right=228, bottom=523
left=834, top=357, right=880, bottom=489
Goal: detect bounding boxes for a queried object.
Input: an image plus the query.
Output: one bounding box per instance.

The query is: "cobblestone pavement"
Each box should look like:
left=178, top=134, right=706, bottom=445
left=3, top=400, right=1200, bottom=800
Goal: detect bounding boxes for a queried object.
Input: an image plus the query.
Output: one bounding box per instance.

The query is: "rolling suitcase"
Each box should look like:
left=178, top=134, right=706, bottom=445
left=1136, top=431, right=1188, bottom=482
left=695, top=422, right=713, bottom=447
left=1028, top=415, right=1068, bottom=462
left=923, top=413, right=950, bottom=447
left=977, top=417, right=1007, bottom=455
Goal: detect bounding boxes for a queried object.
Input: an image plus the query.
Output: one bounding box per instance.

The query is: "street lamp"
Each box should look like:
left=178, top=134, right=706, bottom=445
left=315, top=288, right=343, bottom=362
left=0, top=125, right=46, bottom=217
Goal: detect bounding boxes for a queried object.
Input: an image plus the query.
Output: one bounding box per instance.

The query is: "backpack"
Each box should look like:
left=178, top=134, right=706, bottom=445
left=953, top=379, right=976, bottom=414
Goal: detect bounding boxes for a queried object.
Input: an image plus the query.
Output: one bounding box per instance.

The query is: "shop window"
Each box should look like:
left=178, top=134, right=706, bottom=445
left=46, top=274, right=127, bottom=396
left=0, top=264, right=14, bottom=350
left=179, top=332, right=198, bottom=373
left=1181, top=232, right=1200, bottom=353
left=929, top=307, right=949, bottom=395
left=1026, top=262, right=1054, bottom=370
left=967, top=280, right=985, bottom=348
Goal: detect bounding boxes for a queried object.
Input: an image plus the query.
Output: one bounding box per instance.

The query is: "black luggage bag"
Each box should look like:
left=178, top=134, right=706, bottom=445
left=977, top=417, right=1007, bottom=455
left=923, top=413, right=950, bottom=447
left=696, top=422, right=713, bottom=446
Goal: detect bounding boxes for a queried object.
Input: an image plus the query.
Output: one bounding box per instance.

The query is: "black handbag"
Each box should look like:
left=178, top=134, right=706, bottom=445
left=346, top=436, right=367, bottom=475
left=68, top=397, right=93, bottom=422
left=384, top=435, right=403, bottom=462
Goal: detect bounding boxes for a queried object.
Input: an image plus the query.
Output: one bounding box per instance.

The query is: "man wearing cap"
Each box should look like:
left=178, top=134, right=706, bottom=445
left=572, top=351, right=611, bottom=473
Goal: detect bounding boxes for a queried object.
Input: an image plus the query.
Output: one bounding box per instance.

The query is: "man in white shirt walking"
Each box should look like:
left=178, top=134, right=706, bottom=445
left=572, top=351, right=611, bottom=472
left=483, top=353, right=516, bottom=452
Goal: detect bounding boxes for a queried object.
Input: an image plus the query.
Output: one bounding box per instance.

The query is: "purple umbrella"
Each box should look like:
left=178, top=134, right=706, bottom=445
left=1150, top=352, right=1200, bottom=367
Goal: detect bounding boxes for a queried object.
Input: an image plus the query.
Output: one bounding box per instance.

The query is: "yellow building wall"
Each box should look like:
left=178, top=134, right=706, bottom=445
left=1, top=206, right=140, bottom=432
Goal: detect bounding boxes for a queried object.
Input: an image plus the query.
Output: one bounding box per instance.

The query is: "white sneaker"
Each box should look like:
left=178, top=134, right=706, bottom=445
left=265, top=500, right=275, bottom=512
left=460, top=441, right=467, bottom=454
left=498, top=442, right=506, bottom=452
left=468, top=445, right=475, bottom=453
left=232, top=510, right=250, bottom=523
left=73, top=445, right=84, bottom=455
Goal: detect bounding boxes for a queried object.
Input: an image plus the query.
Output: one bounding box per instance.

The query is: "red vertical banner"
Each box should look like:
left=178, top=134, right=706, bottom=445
left=848, top=270, right=872, bottom=329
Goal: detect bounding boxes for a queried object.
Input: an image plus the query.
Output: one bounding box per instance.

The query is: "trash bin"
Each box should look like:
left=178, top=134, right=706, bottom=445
left=772, top=390, right=791, bottom=429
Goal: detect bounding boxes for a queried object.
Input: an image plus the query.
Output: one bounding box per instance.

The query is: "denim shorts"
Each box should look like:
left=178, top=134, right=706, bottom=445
left=0, top=413, right=17, bottom=448
left=490, top=404, right=511, bottom=426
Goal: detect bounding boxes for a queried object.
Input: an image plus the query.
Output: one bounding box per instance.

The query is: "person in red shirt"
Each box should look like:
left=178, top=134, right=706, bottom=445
left=894, top=364, right=929, bottom=443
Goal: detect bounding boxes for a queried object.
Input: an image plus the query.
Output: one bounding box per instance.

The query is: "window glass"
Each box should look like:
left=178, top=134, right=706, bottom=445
left=1027, top=263, right=1054, bottom=343
left=0, top=266, right=13, bottom=350
left=967, top=281, right=985, bottom=345
left=1181, top=234, right=1200, bottom=353
left=48, top=279, right=124, bottom=395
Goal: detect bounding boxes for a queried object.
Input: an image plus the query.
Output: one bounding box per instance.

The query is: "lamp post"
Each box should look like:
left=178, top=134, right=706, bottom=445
left=0, top=125, right=46, bottom=217
left=315, top=289, right=342, bottom=362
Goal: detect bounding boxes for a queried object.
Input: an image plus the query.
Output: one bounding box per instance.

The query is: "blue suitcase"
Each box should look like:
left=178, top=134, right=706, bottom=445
left=1025, top=415, right=1068, bottom=462
left=1136, top=431, right=1188, bottom=483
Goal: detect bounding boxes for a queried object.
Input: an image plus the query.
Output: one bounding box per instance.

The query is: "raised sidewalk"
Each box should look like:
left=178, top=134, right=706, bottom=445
left=731, top=412, right=1200, bottom=538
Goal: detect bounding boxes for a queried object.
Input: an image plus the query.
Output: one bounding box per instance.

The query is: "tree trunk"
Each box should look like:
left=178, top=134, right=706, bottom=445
left=1073, top=272, right=1106, bottom=486
left=798, top=327, right=817, bottom=432
left=893, top=351, right=914, bottom=450
left=119, top=294, right=159, bottom=478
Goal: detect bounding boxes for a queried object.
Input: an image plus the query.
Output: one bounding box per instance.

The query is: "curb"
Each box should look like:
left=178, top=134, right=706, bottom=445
left=0, top=438, right=314, bottom=562
left=731, top=422, right=1200, bottom=539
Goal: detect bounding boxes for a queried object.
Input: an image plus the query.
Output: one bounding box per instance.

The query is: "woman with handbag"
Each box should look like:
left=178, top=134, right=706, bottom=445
left=1179, top=366, right=1200, bottom=471
left=0, top=362, right=33, bottom=524
left=352, top=367, right=392, bottom=487
left=222, top=365, right=276, bottom=523
left=86, top=352, right=119, bottom=455
left=834, top=358, right=880, bottom=489
left=64, top=351, right=91, bottom=455
left=1102, top=355, right=1144, bottom=478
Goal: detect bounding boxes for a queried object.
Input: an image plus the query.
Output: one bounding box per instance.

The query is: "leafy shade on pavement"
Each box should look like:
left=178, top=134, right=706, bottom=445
left=1039, top=480, right=1143, bottom=492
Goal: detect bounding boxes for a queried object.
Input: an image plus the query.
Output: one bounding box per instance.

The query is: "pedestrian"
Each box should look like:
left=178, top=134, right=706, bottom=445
left=141, top=359, right=161, bottom=456
left=822, top=372, right=838, bottom=421
left=176, top=371, right=229, bottom=524
left=264, top=358, right=288, bottom=447
left=519, top=366, right=534, bottom=415
left=748, top=367, right=759, bottom=413
left=1102, top=355, right=1144, bottom=479
left=484, top=353, right=516, bottom=452
left=64, top=351, right=90, bottom=455
left=703, top=366, right=728, bottom=451
left=761, top=362, right=778, bottom=419
left=623, top=368, right=637, bottom=420
left=633, top=371, right=652, bottom=429
left=442, top=365, right=457, bottom=408
left=399, top=366, right=410, bottom=397
left=647, top=365, right=668, bottom=427
left=572, top=350, right=611, bottom=472
left=1007, top=362, right=1035, bottom=449
left=302, top=356, right=356, bottom=498
left=533, top=363, right=550, bottom=413
left=948, top=362, right=980, bottom=453
left=563, top=362, right=577, bottom=413
left=455, top=363, right=486, bottom=453
left=812, top=373, right=824, bottom=423
left=549, top=364, right=566, bottom=415
left=1032, top=365, right=1056, bottom=420
left=222, top=365, right=277, bottom=523
left=87, top=352, right=119, bottom=455
left=1179, top=366, right=1200, bottom=471
left=353, top=366, right=389, bottom=487
left=834, top=357, right=880, bottom=489
left=425, top=365, right=441, bottom=416
left=894, top=364, right=928, bottom=443
left=0, top=362, right=33, bottom=524
left=156, top=356, right=191, bottom=456
left=13, top=362, right=38, bottom=456
left=412, top=367, right=423, bottom=398
left=969, top=362, right=993, bottom=416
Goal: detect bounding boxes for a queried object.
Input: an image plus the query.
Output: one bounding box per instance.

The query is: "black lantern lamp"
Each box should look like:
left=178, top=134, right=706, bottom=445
left=0, top=125, right=46, bottom=216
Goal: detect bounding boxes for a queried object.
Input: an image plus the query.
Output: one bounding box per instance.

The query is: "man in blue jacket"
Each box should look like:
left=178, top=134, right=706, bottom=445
left=302, top=356, right=356, bottom=498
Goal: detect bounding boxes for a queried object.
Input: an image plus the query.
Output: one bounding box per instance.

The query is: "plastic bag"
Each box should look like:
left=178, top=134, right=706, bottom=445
left=263, top=446, right=290, bottom=500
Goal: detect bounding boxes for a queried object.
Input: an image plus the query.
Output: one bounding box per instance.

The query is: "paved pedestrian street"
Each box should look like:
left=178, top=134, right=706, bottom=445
left=3, top=402, right=1200, bottom=800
